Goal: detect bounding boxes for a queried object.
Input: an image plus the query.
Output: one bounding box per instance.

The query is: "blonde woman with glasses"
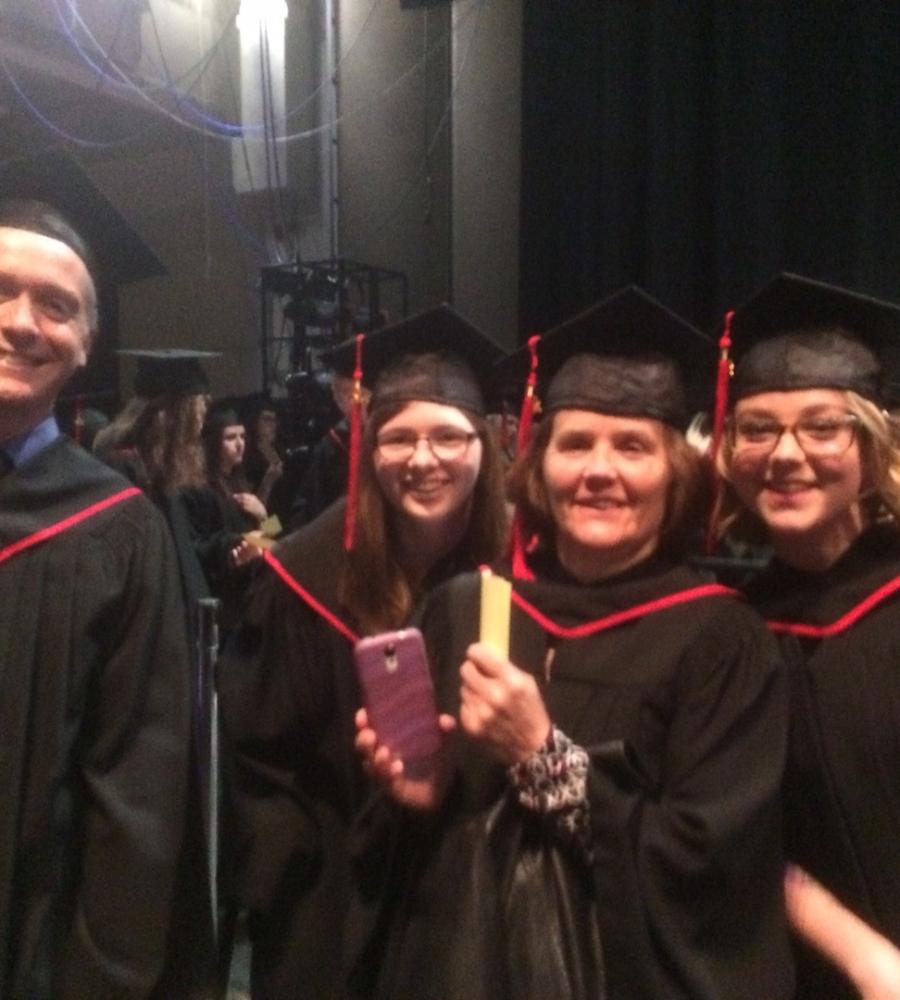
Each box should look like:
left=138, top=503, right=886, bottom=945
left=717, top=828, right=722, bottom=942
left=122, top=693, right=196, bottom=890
left=715, top=274, right=900, bottom=1000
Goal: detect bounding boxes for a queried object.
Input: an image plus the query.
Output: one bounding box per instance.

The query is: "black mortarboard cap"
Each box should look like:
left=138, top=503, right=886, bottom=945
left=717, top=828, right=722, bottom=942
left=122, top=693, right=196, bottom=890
left=119, top=348, right=219, bottom=397
left=320, top=304, right=505, bottom=416
left=203, top=403, right=242, bottom=437
left=0, top=151, right=165, bottom=287
left=503, top=287, right=713, bottom=428
left=729, top=273, right=900, bottom=405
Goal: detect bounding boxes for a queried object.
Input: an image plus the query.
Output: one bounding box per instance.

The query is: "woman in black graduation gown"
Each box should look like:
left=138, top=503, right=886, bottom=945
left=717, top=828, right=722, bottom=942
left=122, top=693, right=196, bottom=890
left=715, top=275, right=900, bottom=999
left=183, top=405, right=267, bottom=630
left=358, top=288, right=794, bottom=1000
left=242, top=400, right=284, bottom=507
left=217, top=307, right=508, bottom=999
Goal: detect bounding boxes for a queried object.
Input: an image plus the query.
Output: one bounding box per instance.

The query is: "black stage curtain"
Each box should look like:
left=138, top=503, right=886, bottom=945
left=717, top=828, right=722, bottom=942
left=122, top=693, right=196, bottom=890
left=520, top=1, right=900, bottom=334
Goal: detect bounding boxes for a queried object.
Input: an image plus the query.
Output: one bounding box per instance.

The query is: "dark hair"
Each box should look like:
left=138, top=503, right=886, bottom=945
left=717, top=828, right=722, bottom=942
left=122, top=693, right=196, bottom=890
left=339, top=402, right=508, bottom=633
left=203, top=416, right=251, bottom=497
left=507, top=410, right=705, bottom=562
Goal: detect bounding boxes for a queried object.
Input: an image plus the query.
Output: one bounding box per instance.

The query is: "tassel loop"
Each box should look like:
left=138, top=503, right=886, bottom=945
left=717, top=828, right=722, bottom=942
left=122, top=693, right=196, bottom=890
left=509, top=334, right=541, bottom=579
left=516, top=334, right=541, bottom=452
left=705, top=310, right=734, bottom=554
left=343, top=333, right=366, bottom=552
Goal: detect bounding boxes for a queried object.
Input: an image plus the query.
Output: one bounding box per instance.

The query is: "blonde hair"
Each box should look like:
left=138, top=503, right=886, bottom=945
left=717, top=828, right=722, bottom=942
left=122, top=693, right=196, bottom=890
left=713, top=390, right=900, bottom=545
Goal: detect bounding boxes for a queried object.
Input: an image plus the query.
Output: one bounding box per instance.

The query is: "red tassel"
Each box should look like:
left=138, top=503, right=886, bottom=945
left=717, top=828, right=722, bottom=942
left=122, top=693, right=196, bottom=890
left=343, top=333, right=365, bottom=552
left=705, top=310, right=734, bottom=554
left=508, top=335, right=542, bottom=579
left=516, top=334, right=541, bottom=452
left=510, top=518, right=536, bottom=581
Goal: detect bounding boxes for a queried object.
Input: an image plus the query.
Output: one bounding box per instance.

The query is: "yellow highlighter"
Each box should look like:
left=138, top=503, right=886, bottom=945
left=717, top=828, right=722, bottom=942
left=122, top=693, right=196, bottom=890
left=479, top=568, right=512, bottom=657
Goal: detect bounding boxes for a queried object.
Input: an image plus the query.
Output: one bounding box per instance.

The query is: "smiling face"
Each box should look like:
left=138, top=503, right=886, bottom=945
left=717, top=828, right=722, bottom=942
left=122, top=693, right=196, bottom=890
left=372, top=399, right=483, bottom=536
left=219, top=423, right=246, bottom=474
left=541, top=409, right=673, bottom=581
left=0, top=226, right=96, bottom=438
left=728, top=389, right=865, bottom=567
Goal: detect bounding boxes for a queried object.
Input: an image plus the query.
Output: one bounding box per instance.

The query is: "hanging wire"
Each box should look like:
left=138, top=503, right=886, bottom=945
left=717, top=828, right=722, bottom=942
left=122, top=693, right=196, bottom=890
left=0, top=39, right=269, bottom=262
left=87, top=0, right=130, bottom=98
left=265, top=23, right=297, bottom=257
left=55, top=0, right=241, bottom=99
left=277, top=12, right=463, bottom=145
left=356, top=0, right=485, bottom=242
left=144, top=0, right=244, bottom=134
left=55, top=0, right=242, bottom=136
left=0, top=50, right=134, bottom=149
left=56, top=0, right=382, bottom=139
left=282, top=0, right=380, bottom=124
left=257, top=14, right=294, bottom=258
left=1, top=0, right=492, bottom=265
left=53, top=0, right=462, bottom=146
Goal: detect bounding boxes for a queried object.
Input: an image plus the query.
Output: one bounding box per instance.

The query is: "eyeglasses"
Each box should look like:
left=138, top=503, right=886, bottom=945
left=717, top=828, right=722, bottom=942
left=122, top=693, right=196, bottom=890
left=375, top=428, right=478, bottom=463
left=729, top=412, right=860, bottom=456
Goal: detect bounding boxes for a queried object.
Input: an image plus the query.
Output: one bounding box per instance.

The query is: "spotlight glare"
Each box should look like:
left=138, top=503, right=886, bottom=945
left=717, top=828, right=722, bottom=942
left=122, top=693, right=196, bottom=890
left=237, top=0, right=288, bottom=31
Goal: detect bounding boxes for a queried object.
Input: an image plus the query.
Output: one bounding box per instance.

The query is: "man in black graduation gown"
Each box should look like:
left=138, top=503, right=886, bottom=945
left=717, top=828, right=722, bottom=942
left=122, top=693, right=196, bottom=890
left=0, top=200, right=194, bottom=997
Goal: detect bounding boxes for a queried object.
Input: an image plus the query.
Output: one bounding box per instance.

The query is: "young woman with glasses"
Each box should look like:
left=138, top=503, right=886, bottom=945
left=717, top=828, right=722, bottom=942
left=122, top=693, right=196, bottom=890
left=715, top=274, right=900, bottom=1000
left=217, top=307, right=508, bottom=999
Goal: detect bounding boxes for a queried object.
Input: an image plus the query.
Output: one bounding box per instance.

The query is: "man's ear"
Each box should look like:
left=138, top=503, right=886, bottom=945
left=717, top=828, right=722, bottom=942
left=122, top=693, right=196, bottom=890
left=76, top=324, right=95, bottom=368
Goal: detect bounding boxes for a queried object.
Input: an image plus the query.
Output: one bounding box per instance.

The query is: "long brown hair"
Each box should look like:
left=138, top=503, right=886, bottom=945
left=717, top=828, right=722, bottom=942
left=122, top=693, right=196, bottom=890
left=339, top=402, right=508, bottom=634
left=203, top=421, right=251, bottom=498
left=129, top=393, right=207, bottom=495
left=507, top=410, right=704, bottom=562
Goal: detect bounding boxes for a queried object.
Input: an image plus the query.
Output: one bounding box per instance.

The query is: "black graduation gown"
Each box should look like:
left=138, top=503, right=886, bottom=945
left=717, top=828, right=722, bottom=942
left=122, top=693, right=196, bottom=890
left=181, top=484, right=258, bottom=632
left=217, top=500, right=473, bottom=1000
left=97, top=452, right=221, bottom=999
left=99, top=446, right=212, bottom=622
left=745, top=526, right=900, bottom=999
left=0, top=437, right=193, bottom=999
left=361, top=555, right=794, bottom=1000
left=286, top=423, right=349, bottom=531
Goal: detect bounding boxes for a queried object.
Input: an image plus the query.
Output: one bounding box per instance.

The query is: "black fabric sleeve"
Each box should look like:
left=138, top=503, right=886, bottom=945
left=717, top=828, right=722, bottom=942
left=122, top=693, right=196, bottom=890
left=586, top=607, right=794, bottom=1000
left=180, top=487, right=243, bottom=593
left=216, top=570, right=331, bottom=912
left=56, top=501, right=193, bottom=999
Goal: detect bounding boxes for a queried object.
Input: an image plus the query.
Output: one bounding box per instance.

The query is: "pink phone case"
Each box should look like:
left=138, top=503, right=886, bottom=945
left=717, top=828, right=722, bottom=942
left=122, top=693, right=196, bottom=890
left=353, top=628, right=441, bottom=763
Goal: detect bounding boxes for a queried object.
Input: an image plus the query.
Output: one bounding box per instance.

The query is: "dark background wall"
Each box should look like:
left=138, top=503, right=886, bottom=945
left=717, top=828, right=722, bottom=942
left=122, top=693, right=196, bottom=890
left=520, top=1, right=900, bottom=335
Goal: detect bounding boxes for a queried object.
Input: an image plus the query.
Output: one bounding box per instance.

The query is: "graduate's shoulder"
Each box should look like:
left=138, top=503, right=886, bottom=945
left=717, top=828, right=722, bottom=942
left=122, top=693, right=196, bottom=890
left=237, top=498, right=348, bottom=623
left=8, top=437, right=162, bottom=535
left=270, top=498, right=347, bottom=576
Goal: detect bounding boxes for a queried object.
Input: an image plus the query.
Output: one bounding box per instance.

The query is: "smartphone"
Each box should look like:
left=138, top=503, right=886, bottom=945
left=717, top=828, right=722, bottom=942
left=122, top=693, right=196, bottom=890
left=353, top=628, right=441, bottom=763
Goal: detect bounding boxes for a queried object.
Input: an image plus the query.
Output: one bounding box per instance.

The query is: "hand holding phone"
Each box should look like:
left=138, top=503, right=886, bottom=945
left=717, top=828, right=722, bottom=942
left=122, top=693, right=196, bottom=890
left=353, top=628, right=441, bottom=764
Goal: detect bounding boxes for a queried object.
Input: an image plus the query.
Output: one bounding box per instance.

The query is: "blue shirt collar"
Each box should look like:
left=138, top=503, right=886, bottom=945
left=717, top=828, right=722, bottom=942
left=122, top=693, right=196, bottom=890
left=2, top=416, right=61, bottom=469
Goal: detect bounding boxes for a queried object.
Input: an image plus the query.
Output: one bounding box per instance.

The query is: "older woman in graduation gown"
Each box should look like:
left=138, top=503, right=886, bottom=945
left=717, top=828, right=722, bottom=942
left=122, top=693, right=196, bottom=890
left=358, top=288, right=794, bottom=1000
left=715, top=274, right=900, bottom=999
left=217, top=307, right=509, bottom=999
